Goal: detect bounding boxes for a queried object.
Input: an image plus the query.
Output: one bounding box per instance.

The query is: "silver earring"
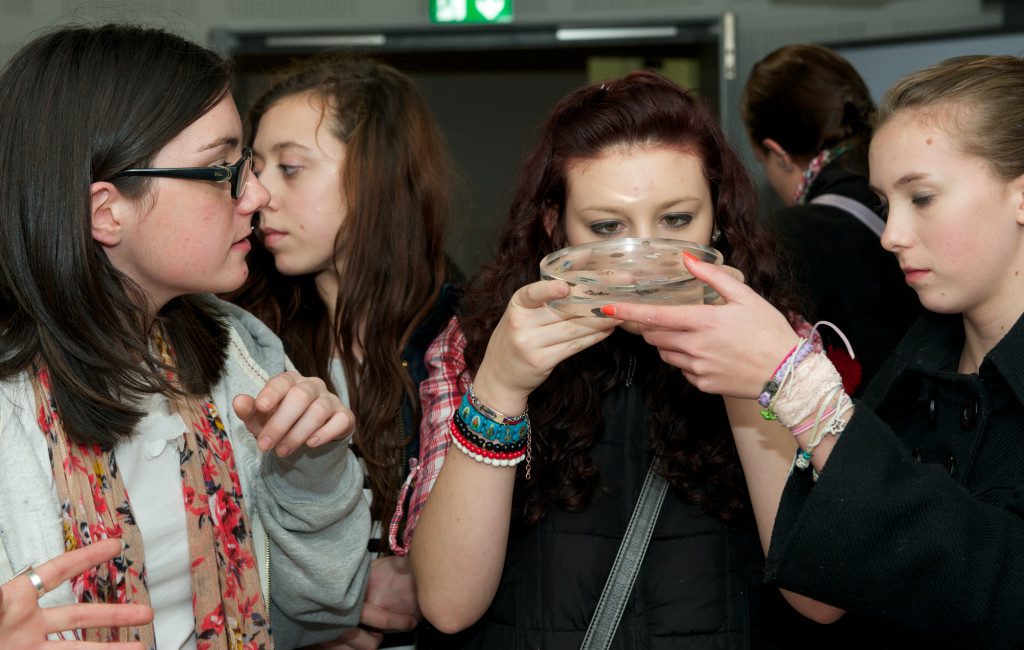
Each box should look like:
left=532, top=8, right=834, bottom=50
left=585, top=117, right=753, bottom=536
left=711, top=227, right=721, bottom=243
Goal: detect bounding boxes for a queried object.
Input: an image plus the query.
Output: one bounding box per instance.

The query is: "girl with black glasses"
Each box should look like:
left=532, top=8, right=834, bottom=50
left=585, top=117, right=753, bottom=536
left=0, top=23, right=371, bottom=649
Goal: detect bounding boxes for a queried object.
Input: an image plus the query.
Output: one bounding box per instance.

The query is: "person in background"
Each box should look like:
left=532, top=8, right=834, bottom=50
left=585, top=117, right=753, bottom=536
left=0, top=23, right=370, bottom=649
left=229, top=53, right=460, bottom=649
left=609, top=54, right=1024, bottom=648
left=741, top=43, right=921, bottom=394
left=406, top=70, right=837, bottom=649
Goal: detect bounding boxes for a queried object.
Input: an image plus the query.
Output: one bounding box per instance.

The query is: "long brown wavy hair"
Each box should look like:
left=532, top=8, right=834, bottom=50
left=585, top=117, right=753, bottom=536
left=230, top=54, right=453, bottom=527
left=459, top=70, right=798, bottom=526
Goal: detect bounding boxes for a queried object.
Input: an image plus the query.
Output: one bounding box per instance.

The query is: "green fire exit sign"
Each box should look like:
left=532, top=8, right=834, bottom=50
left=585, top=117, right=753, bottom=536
left=430, top=0, right=513, bottom=24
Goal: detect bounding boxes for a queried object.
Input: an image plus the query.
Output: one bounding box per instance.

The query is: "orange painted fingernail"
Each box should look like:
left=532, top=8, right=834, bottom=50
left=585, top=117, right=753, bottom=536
left=682, top=251, right=699, bottom=263
left=600, top=305, right=617, bottom=316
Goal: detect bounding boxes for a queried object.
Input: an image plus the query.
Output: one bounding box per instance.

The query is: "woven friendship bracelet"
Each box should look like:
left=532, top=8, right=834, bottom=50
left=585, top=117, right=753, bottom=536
left=759, top=338, right=815, bottom=419
left=793, top=386, right=853, bottom=472
left=773, top=354, right=845, bottom=428
left=804, top=391, right=852, bottom=449
left=791, top=405, right=836, bottom=436
left=762, top=320, right=857, bottom=422
left=758, top=341, right=800, bottom=408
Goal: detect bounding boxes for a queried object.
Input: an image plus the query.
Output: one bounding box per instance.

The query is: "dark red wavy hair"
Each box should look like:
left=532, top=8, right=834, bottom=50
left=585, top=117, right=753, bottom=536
left=459, top=70, right=797, bottom=526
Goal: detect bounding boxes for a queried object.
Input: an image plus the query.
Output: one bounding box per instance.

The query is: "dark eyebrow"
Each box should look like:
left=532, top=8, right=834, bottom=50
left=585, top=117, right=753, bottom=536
left=869, top=172, right=928, bottom=196
left=270, top=141, right=310, bottom=154
left=197, top=136, right=240, bottom=153
left=580, top=197, right=703, bottom=215
left=658, top=197, right=702, bottom=209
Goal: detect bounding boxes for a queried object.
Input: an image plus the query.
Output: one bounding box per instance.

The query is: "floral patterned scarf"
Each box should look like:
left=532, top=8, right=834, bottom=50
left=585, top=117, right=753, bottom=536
left=31, top=333, right=272, bottom=650
left=793, top=142, right=853, bottom=205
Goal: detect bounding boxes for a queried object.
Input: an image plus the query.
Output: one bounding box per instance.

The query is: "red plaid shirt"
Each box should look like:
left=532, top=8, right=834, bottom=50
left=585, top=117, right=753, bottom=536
left=389, top=316, right=468, bottom=555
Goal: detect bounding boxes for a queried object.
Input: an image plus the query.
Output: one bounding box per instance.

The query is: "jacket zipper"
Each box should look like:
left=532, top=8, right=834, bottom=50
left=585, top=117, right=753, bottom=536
left=264, top=533, right=271, bottom=625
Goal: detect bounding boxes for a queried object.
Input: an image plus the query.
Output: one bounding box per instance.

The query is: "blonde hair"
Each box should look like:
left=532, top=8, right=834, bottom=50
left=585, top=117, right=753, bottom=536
left=877, top=54, right=1024, bottom=181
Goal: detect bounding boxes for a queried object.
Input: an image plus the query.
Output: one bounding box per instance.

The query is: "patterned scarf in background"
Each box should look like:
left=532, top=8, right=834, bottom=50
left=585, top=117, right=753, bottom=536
left=793, top=142, right=852, bottom=205
left=32, top=331, right=272, bottom=650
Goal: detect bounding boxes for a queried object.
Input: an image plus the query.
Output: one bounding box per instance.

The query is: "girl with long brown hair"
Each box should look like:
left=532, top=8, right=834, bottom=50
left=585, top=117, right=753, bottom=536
left=230, top=53, right=460, bottom=647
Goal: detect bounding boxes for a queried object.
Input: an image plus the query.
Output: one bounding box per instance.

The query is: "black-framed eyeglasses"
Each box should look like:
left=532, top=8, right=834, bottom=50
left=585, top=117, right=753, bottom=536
left=114, top=147, right=253, bottom=199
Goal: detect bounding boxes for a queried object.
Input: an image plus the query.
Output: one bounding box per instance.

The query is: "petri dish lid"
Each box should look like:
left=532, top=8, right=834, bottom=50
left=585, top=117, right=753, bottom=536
left=539, top=238, right=722, bottom=289
left=538, top=238, right=724, bottom=316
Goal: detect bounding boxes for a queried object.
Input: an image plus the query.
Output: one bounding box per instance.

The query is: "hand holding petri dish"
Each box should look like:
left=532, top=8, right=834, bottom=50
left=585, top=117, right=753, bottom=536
left=539, top=238, right=724, bottom=316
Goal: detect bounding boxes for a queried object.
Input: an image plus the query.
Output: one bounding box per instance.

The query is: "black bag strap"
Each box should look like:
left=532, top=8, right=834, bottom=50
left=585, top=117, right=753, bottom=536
left=580, top=465, right=669, bottom=650
left=810, top=193, right=886, bottom=238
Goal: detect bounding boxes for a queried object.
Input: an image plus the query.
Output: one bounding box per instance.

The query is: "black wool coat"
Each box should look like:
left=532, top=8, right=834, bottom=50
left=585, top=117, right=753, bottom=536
left=766, top=311, right=1024, bottom=649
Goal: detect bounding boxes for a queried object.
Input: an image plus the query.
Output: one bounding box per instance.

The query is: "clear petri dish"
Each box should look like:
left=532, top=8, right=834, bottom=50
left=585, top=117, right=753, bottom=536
left=538, top=238, right=723, bottom=316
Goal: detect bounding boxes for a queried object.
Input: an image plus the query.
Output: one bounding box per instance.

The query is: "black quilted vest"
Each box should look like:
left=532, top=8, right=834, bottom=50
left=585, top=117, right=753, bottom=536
left=437, top=363, right=813, bottom=649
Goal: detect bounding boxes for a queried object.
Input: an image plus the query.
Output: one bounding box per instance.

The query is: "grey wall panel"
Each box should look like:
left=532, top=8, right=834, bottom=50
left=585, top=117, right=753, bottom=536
left=838, top=30, right=1024, bottom=103
left=0, top=0, right=1010, bottom=274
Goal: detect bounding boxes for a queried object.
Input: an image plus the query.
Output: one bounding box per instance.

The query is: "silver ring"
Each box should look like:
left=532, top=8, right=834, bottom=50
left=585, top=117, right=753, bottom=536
left=13, top=563, right=45, bottom=599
